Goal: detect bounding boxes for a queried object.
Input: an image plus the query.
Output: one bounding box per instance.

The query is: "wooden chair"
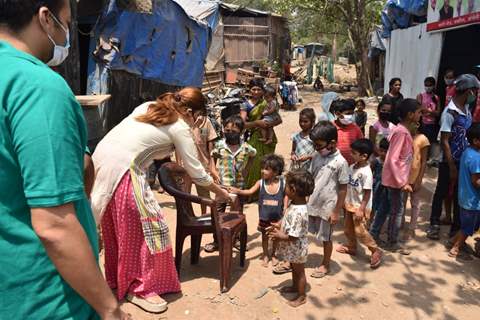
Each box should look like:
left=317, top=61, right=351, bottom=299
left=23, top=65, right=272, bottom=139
left=158, top=162, right=247, bottom=292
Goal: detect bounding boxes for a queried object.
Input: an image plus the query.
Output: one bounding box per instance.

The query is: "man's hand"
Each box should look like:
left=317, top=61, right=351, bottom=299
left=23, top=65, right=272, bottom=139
left=291, top=154, right=298, bottom=162
left=329, top=210, right=340, bottom=225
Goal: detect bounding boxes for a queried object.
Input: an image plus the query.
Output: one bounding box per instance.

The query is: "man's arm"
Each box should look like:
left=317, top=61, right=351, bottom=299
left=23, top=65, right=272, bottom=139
left=31, top=204, right=125, bottom=319
left=441, top=131, right=457, bottom=182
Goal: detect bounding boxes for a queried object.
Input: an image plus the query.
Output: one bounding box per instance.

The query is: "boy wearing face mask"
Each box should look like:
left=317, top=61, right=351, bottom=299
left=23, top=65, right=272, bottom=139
left=205, top=115, right=256, bottom=252
left=333, top=99, right=364, bottom=165
left=307, top=121, right=349, bottom=278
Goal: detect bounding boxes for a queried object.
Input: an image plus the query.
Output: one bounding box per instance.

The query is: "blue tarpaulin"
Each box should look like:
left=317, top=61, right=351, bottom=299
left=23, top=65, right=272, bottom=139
left=381, top=0, right=428, bottom=37
left=90, top=0, right=212, bottom=87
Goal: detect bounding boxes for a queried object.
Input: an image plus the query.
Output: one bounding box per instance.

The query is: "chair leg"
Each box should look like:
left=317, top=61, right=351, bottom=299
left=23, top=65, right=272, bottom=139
left=190, top=234, right=202, bottom=265
left=220, top=233, right=233, bottom=293
left=175, top=232, right=186, bottom=275
left=239, top=226, right=247, bottom=267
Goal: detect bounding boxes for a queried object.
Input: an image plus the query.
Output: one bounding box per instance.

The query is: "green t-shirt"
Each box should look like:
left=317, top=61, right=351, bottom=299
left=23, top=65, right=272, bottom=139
left=0, top=41, right=99, bottom=319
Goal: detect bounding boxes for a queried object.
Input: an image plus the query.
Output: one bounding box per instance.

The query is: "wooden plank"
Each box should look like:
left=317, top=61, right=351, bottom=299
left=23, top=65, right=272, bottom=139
left=76, top=94, right=112, bottom=107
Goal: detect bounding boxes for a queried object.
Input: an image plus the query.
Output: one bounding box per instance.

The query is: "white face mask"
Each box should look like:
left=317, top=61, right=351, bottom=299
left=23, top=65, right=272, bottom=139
left=339, top=114, right=354, bottom=125
left=425, top=86, right=434, bottom=93
left=46, top=13, right=70, bottom=66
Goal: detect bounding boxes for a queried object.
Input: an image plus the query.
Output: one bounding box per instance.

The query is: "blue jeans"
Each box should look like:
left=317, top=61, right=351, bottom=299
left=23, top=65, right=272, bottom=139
left=370, top=187, right=405, bottom=244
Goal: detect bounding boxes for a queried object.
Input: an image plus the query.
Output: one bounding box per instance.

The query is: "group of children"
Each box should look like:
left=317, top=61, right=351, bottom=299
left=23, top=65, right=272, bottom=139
left=182, top=75, right=480, bottom=307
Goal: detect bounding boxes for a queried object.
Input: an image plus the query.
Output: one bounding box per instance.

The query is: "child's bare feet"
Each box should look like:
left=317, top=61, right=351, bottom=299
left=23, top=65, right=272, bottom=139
left=261, top=255, right=270, bottom=267
left=279, top=286, right=297, bottom=293
left=287, top=294, right=306, bottom=307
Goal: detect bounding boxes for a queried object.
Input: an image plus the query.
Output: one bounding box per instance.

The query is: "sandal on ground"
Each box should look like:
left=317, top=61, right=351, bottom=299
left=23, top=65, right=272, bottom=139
left=370, top=250, right=383, bottom=269
left=310, top=267, right=329, bottom=278
left=126, top=294, right=167, bottom=313
left=272, top=263, right=292, bottom=274
left=336, top=244, right=357, bottom=256
left=204, top=242, right=218, bottom=253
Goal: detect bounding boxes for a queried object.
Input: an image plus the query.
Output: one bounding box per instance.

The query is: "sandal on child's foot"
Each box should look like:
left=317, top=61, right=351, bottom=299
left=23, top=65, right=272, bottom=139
left=370, top=249, right=383, bottom=269
left=336, top=244, right=357, bottom=256
left=272, top=262, right=292, bottom=274
left=287, top=295, right=307, bottom=308
left=204, top=242, right=218, bottom=253
left=271, top=256, right=279, bottom=267
left=310, top=266, right=329, bottom=278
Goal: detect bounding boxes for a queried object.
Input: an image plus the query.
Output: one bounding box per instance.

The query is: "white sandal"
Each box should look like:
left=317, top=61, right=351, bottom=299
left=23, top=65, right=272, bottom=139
left=126, top=294, right=168, bottom=313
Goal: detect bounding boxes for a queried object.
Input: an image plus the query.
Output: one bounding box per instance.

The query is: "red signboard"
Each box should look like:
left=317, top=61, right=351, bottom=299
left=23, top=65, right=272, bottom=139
left=427, top=0, right=480, bottom=32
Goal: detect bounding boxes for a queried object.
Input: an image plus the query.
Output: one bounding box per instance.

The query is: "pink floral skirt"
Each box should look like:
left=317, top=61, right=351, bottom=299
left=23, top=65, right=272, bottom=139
left=101, top=173, right=181, bottom=299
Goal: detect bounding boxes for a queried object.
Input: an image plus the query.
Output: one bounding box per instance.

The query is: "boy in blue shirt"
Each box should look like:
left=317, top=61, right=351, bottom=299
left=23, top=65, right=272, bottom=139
left=449, top=123, right=480, bottom=258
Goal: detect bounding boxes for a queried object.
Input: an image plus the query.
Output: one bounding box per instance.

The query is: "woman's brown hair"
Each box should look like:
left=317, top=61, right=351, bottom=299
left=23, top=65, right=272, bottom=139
left=136, top=87, right=206, bottom=126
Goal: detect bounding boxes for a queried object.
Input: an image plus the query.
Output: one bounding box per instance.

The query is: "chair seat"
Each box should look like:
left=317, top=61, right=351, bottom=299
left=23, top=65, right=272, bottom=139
left=219, top=213, right=246, bottom=231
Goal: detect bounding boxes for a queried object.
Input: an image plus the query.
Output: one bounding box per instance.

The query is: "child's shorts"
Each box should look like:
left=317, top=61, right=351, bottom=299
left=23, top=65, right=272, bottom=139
left=460, top=208, right=480, bottom=236
left=308, top=216, right=333, bottom=242
left=258, top=219, right=280, bottom=233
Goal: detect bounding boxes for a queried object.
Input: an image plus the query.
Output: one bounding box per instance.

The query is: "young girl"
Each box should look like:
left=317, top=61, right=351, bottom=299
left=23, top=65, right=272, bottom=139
left=267, top=170, right=315, bottom=308
left=369, top=99, right=396, bottom=153
left=370, top=99, right=422, bottom=254
left=230, top=154, right=287, bottom=267
left=417, top=76, right=440, bottom=164
left=259, top=85, right=282, bottom=144
left=403, top=128, right=430, bottom=241
left=354, top=99, right=368, bottom=135
left=290, top=108, right=316, bottom=170
left=382, top=78, right=404, bottom=124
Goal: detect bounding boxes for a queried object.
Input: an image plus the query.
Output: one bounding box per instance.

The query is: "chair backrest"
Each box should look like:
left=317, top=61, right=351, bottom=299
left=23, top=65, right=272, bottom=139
left=158, top=162, right=197, bottom=225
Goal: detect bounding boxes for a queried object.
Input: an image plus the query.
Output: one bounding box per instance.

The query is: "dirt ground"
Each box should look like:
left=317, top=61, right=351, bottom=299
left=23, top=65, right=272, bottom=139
left=118, top=87, right=480, bottom=320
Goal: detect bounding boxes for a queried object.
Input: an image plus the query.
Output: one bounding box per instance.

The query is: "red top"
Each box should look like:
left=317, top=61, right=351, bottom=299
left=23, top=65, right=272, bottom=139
left=446, top=85, right=456, bottom=105
left=334, top=122, right=364, bottom=165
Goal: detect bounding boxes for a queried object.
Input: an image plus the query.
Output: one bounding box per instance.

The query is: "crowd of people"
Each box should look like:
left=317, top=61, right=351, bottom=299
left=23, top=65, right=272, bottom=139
left=1, top=1, right=480, bottom=318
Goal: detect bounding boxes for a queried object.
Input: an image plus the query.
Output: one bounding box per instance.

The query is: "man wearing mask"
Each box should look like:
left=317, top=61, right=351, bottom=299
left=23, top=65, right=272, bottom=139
left=0, top=1, right=127, bottom=319
left=427, top=74, right=480, bottom=240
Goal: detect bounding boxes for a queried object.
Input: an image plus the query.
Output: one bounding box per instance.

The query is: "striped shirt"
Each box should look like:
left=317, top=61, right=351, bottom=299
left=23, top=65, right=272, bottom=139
left=212, top=139, right=257, bottom=188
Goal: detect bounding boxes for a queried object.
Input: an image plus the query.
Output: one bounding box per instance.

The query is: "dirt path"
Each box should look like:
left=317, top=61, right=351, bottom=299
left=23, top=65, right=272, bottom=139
left=119, top=88, right=480, bottom=320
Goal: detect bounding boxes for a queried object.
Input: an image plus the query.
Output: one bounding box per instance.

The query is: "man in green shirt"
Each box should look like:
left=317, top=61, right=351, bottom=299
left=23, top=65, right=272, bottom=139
left=0, top=1, right=127, bottom=319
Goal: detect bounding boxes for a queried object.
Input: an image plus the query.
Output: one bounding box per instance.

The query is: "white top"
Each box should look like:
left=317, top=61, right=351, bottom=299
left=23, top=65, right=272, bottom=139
left=91, top=102, right=212, bottom=221
left=307, top=150, right=350, bottom=220
left=440, top=100, right=471, bottom=133
left=345, top=164, right=373, bottom=214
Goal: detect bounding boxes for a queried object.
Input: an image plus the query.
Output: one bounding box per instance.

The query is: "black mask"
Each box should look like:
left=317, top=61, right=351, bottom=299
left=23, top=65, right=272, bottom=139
left=224, top=132, right=241, bottom=145
left=379, top=111, right=391, bottom=121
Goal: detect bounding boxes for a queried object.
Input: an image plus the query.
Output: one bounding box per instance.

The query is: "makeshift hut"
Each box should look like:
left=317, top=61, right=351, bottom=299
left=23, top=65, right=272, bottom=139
left=382, top=0, right=480, bottom=104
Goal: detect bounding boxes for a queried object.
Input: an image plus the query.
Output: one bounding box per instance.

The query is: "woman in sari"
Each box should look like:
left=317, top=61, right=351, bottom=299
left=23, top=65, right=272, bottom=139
left=91, top=88, right=231, bottom=313
left=241, top=79, right=282, bottom=192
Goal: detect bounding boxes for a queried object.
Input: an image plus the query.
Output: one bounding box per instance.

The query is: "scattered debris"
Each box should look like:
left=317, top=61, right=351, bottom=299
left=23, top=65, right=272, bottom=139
left=184, top=310, right=190, bottom=315
left=254, top=288, right=269, bottom=300
left=382, top=301, right=389, bottom=307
